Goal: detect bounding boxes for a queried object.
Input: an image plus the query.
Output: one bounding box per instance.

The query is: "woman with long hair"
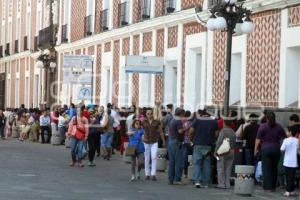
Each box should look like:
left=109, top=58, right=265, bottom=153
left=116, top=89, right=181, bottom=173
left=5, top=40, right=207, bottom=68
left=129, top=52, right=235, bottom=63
left=255, top=111, right=286, bottom=191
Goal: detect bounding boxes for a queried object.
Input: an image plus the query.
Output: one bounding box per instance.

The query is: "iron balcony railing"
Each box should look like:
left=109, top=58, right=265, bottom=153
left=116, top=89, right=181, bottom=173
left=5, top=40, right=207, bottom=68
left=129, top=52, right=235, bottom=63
left=141, top=0, right=151, bottom=20
left=61, top=24, right=68, bottom=43
left=5, top=43, right=10, bottom=56
left=38, top=25, right=56, bottom=48
left=14, top=40, right=19, bottom=53
left=101, top=9, right=109, bottom=31
left=24, top=36, right=28, bottom=51
left=0, top=46, right=3, bottom=58
left=84, top=15, right=93, bottom=37
left=119, top=2, right=129, bottom=26
left=164, top=0, right=176, bottom=14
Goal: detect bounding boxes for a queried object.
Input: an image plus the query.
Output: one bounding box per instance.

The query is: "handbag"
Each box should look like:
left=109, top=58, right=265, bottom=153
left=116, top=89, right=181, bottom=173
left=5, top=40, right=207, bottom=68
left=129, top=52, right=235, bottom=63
left=216, top=132, right=231, bottom=156
left=74, top=117, right=86, bottom=140
left=125, top=146, right=136, bottom=156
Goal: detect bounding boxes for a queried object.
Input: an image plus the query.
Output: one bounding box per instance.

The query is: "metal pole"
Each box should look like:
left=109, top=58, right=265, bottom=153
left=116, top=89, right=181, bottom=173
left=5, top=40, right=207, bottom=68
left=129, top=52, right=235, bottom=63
left=223, top=28, right=233, bottom=117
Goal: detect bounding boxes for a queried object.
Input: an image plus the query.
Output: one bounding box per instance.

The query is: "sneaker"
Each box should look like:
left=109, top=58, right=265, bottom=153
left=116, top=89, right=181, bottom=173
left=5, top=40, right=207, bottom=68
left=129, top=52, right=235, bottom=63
left=145, top=176, right=150, bottom=180
left=88, top=162, right=96, bottom=167
left=78, top=162, right=84, bottom=167
left=130, top=175, right=136, bottom=182
left=136, top=172, right=141, bottom=180
left=195, top=183, right=201, bottom=188
left=152, top=176, right=157, bottom=181
left=283, top=192, right=290, bottom=197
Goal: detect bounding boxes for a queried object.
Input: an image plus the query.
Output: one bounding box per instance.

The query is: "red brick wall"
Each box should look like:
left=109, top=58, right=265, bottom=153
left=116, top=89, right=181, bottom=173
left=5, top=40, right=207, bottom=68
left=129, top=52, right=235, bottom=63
left=113, top=0, right=121, bottom=28
left=168, top=26, right=178, bottom=48
left=11, top=61, right=16, bottom=107
left=95, top=45, right=102, bottom=105
left=112, top=40, right=120, bottom=105
left=155, top=0, right=164, bottom=17
left=104, top=42, right=111, bottom=52
left=71, top=0, right=86, bottom=42
left=155, top=29, right=164, bottom=103
left=132, top=35, right=140, bottom=106
left=19, top=58, right=25, bottom=104
left=31, top=0, right=37, bottom=50
left=181, top=22, right=206, bottom=106
left=212, top=32, right=227, bottom=105
left=246, top=10, right=281, bottom=107
left=95, top=0, right=103, bottom=33
left=132, top=0, right=141, bottom=24
left=122, top=37, right=130, bottom=56
left=182, top=0, right=203, bottom=10
left=143, top=32, right=152, bottom=52
left=288, top=5, right=300, bottom=27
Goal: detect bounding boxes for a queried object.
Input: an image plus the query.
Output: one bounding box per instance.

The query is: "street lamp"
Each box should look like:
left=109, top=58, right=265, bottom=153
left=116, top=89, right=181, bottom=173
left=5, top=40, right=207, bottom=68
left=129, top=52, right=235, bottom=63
left=196, top=0, right=254, bottom=117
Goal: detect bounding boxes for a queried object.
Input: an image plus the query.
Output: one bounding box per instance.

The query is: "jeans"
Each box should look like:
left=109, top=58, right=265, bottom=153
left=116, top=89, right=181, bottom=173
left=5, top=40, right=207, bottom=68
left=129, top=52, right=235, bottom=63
left=101, top=132, right=113, bottom=148
left=244, top=149, right=254, bottom=166
left=40, top=126, right=51, bottom=143
left=70, top=137, right=85, bottom=162
left=58, top=126, right=66, bottom=142
left=192, top=145, right=212, bottom=185
left=0, top=126, right=4, bottom=138
left=217, top=151, right=234, bottom=188
left=168, top=139, right=184, bottom=182
left=144, top=142, right=158, bottom=176
left=261, top=147, right=280, bottom=190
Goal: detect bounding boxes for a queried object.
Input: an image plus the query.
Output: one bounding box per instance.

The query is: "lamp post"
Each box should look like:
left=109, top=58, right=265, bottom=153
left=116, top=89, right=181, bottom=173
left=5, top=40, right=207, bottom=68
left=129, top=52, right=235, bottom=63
left=196, top=0, right=254, bottom=117
left=35, top=0, right=58, bottom=109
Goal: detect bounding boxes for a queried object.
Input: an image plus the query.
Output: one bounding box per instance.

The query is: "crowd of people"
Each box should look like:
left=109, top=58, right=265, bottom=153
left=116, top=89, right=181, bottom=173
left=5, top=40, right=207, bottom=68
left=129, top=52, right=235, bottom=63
left=1, top=103, right=300, bottom=197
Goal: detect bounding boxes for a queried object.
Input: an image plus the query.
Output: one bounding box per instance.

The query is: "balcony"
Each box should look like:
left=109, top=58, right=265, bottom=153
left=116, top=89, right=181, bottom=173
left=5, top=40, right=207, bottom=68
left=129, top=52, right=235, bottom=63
left=84, top=15, right=93, bottom=37
left=38, top=25, right=57, bottom=49
left=141, top=0, right=151, bottom=20
left=34, top=36, right=38, bottom=51
left=5, top=43, right=10, bottom=56
left=24, top=36, right=28, bottom=51
left=61, top=24, right=68, bottom=43
left=0, top=46, right=3, bottom=58
left=14, top=40, right=19, bottom=53
left=119, top=2, right=129, bottom=26
left=164, top=0, right=176, bottom=14
left=101, top=9, right=109, bottom=31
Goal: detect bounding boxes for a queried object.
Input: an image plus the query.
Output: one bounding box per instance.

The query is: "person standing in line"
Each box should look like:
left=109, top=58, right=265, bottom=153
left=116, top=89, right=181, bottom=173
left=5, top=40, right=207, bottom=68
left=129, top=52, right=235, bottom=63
left=0, top=109, right=6, bottom=139
left=58, top=110, right=67, bottom=145
left=39, top=110, right=51, bottom=144
left=142, top=108, right=166, bottom=181
left=87, top=113, right=100, bottom=167
left=255, top=111, right=286, bottom=191
left=189, top=109, right=219, bottom=188
left=163, top=104, right=173, bottom=144
left=280, top=125, right=299, bottom=197
left=127, top=119, right=145, bottom=181
left=67, top=108, right=89, bottom=167
left=182, top=110, right=193, bottom=179
left=168, top=108, right=186, bottom=185
left=215, top=119, right=236, bottom=189
left=100, top=109, right=115, bottom=160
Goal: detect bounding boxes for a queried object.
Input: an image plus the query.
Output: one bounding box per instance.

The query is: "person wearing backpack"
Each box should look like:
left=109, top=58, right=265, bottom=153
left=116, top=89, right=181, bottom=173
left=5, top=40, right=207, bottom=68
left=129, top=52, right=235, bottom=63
left=215, top=119, right=236, bottom=189
left=67, top=108, right=89, bottom=167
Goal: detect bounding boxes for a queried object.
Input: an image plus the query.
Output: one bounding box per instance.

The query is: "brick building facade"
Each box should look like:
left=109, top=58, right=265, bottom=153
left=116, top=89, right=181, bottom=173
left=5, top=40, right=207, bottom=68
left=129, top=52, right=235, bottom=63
left=0, top=0, right=300, bottom=111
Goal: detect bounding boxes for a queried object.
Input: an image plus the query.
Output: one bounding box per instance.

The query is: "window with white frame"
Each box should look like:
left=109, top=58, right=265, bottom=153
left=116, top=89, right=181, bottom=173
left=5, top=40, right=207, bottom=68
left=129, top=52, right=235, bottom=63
left=101, top=0, right=110, bottom=30
left=16, top=18, right=20, bottom=40
left=15, top=78, right=19, bottom=108
left=85, top=0, right=95, bottom=35
left=120, top=0, right=130, bottom=26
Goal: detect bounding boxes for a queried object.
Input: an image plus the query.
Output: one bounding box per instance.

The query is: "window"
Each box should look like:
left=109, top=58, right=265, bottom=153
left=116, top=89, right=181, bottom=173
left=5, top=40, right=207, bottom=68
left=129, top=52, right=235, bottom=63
left=15, top=78, right=19, bottom=108
left=16, top=18, right=20, bottom=40
left=141, top=0, right=151, bottom=20
left=119, top=1, right=129, bottom=26
left=164, top=0, right=176, bottom=14
left=36, top=11, right=41, bottom=35
left=25, top=77, right=29, bottom=108
left=85, top=0, right=95, bottom=35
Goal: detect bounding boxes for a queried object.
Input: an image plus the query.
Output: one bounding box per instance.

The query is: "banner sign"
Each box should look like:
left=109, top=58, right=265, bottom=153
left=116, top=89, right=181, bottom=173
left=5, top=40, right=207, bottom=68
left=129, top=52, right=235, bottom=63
left=63, top=55, right=93, bottom=69
left=63, top=71, right=92, bottom=84
left=125, top=56, right=164, bottom=74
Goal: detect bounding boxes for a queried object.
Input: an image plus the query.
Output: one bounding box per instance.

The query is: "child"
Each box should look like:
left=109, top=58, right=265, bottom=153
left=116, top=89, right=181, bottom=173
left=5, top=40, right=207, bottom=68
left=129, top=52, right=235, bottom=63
left=280, top=125, right=299, bottom=197
left=127, top=119, right=145, bottom=181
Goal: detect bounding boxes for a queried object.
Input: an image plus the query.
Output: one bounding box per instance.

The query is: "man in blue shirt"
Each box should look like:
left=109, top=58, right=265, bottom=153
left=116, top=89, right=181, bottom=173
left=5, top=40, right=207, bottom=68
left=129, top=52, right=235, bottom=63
left=189, top=109, right=218, bottom=188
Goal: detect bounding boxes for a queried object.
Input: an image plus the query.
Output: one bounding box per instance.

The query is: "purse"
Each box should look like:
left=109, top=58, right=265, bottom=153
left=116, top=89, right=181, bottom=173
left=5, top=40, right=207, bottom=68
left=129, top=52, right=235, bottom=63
left=74, top=117, right=86, bottom=140
left=125, top=146, right=136, bottom=156
left=216, top=132, right=231, bottom=156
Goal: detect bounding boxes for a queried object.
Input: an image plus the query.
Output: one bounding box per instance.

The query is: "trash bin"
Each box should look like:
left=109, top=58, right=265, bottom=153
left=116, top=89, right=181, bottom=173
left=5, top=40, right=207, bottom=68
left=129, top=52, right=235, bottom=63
left=156, top=148, right=167, bottom=172
left=234, top=165, right=255, bottom=196
left=123, top=142, right=131, bottom=163
left=51, top=123, right=61, bottom=145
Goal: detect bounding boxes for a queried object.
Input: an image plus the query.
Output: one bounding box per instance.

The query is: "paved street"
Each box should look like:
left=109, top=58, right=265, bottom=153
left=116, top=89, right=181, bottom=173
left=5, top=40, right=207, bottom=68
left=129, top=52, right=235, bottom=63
left=0, top=139, right=293, bottom=200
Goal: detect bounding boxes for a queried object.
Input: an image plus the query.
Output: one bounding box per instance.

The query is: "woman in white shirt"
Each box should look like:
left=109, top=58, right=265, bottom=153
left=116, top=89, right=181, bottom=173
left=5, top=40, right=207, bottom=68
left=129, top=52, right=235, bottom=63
left=280, top=125, right=299, bottom=197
